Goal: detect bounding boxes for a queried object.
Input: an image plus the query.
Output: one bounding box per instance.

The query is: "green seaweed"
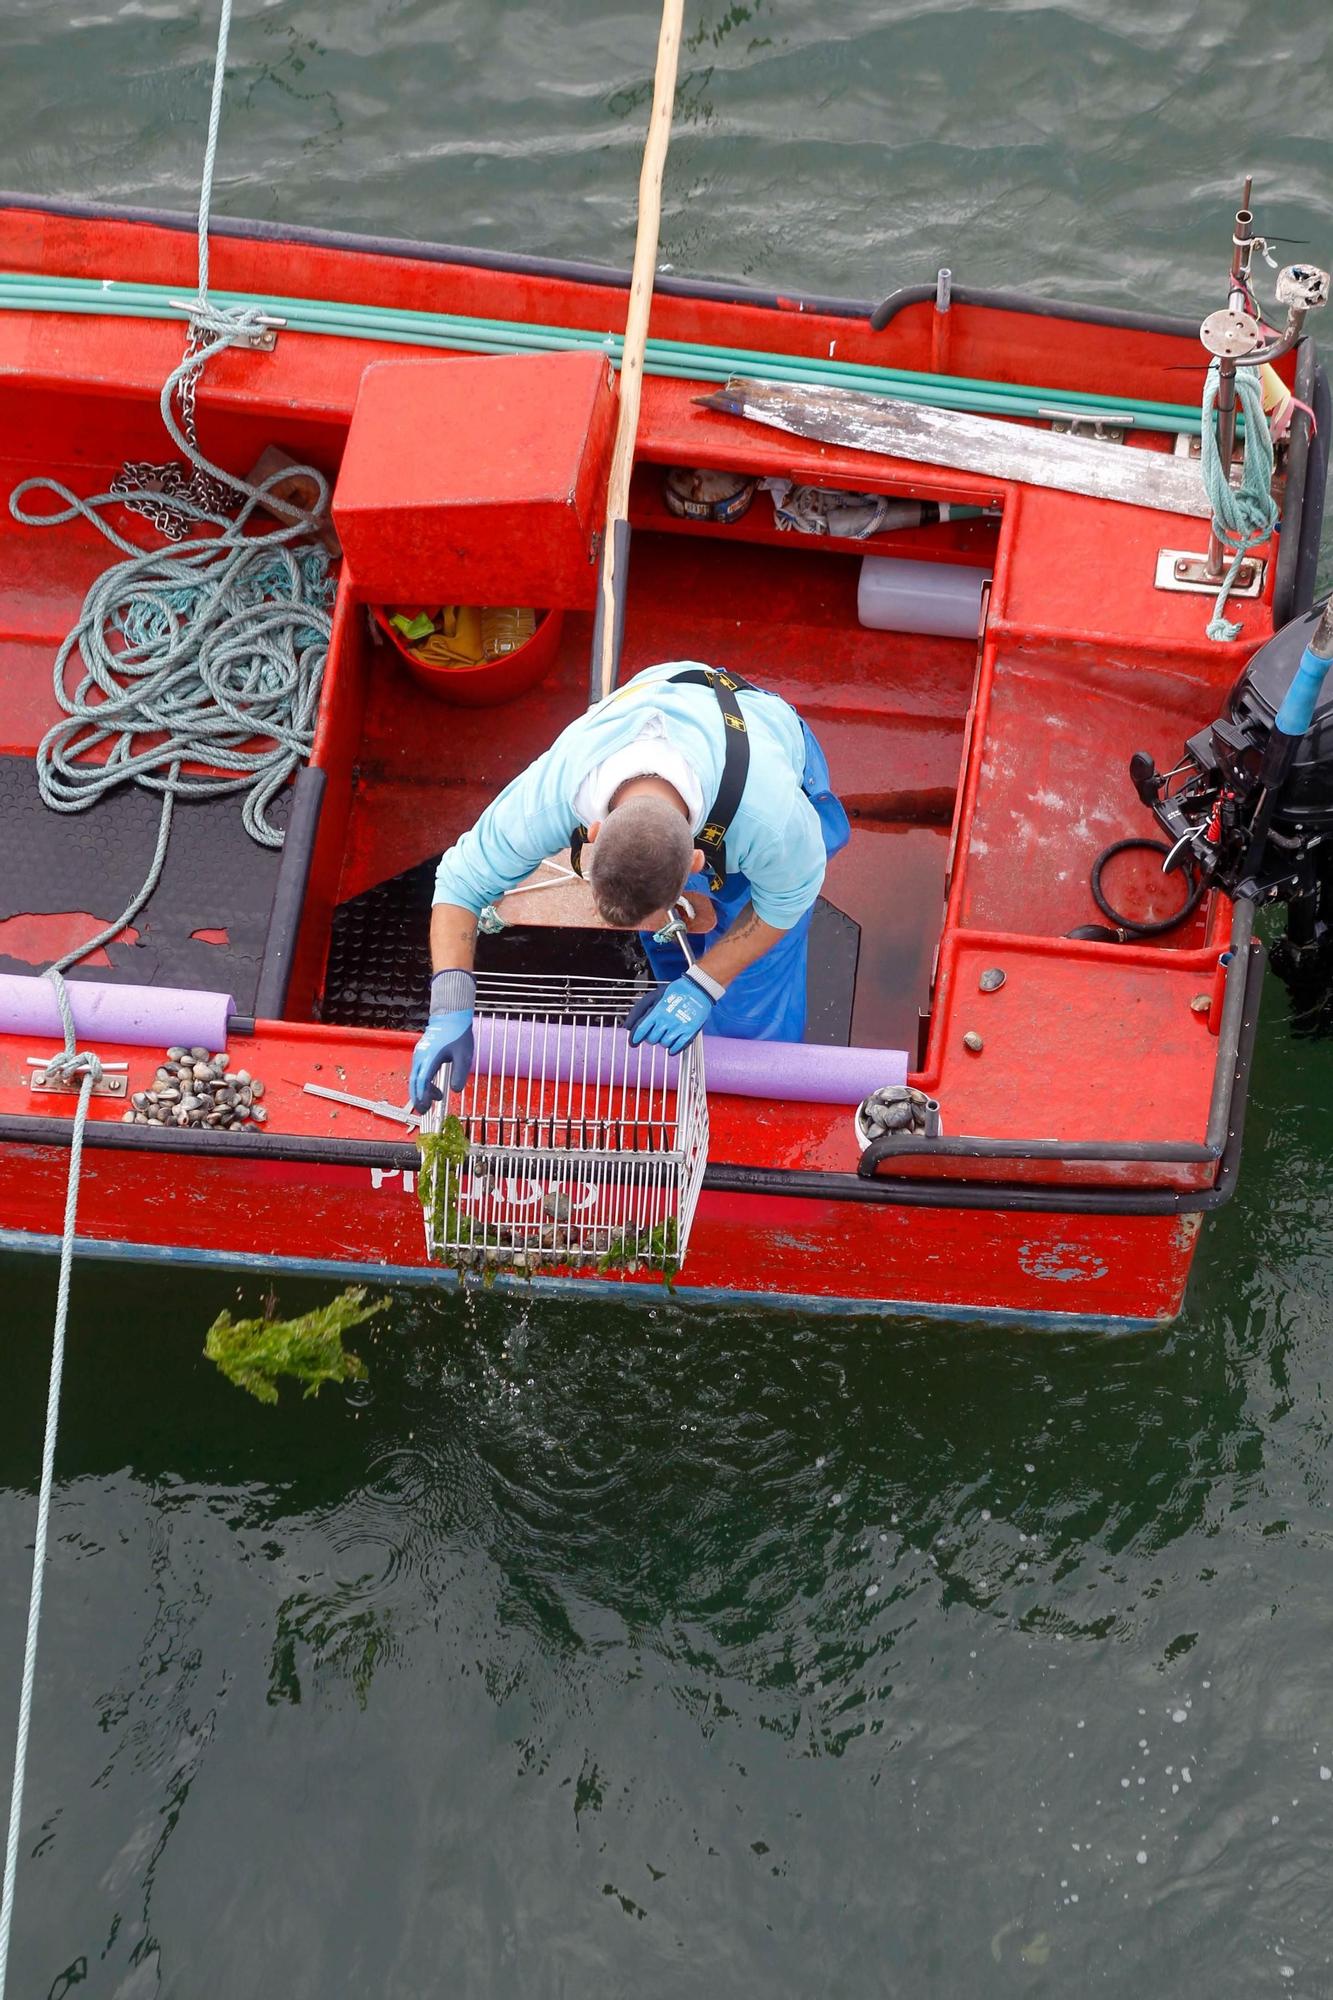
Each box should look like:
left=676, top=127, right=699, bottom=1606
left=596, top=1216, right=679, bottom=1283
left=416, top=1114, right=470, bottom=1254
left=204, top=1286, right=388, bottom=1405
left=416, top=1113, right=470, bottom=1183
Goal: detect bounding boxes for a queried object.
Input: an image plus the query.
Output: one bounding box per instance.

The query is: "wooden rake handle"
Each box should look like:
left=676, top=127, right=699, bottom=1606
left=595, top=0, right=685, bottom=704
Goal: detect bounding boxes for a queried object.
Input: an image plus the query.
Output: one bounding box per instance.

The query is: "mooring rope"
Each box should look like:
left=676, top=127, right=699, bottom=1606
left=0, top=0, right=330, bottom=1986
left=0, top=1006, right=100, bottom=1993
left=1200, top=360, right=1278, bottom=643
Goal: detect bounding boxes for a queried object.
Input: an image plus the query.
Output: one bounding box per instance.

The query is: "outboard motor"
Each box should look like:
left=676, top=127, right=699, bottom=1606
left=1130, top=596, right=1333, bottom=975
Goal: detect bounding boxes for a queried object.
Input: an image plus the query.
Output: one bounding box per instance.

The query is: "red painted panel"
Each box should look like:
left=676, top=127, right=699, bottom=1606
left=996, top=485, right=1275, bottom=658
left=332, top=350, right=617, bottom=609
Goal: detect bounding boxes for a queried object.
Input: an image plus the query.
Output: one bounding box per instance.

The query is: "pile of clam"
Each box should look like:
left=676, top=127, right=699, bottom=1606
left=856, top=1083, right=940, bottom=1142
left=122, top=1047, right=267, bottom=1131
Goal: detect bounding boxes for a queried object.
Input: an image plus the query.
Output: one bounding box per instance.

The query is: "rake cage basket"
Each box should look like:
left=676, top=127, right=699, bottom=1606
left=418, top=974, right=709, bottom=1277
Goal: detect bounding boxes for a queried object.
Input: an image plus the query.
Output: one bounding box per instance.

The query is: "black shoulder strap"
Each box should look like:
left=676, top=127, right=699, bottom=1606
left=667, top=667, right=755, bottom=891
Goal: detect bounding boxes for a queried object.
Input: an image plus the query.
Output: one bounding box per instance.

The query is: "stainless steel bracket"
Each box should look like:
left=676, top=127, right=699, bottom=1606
left=166, top=301, right=286, bottom=351
left=1040, top=410, right=1133, bottom=444
left=240, top=320, right=285, bottom=352
left=1154, top=548, right=1266, bottom=597
left=28, top=1064, right=127, bottom=1099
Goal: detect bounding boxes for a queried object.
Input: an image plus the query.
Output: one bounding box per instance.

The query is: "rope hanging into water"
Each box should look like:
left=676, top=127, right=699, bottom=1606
left=0, top=977, right=101, bottom=1994
left=1200, top=360, right=1278, bottom=643
left=0, top=0, right=331, bottom=1986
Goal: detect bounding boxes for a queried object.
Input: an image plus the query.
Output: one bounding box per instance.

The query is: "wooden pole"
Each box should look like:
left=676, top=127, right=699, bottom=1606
left=595, top=0, right=685, bottom=703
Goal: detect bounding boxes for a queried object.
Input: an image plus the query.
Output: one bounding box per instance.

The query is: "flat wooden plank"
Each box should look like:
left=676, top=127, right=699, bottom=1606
left=701, top=378, right=1214, bottom=519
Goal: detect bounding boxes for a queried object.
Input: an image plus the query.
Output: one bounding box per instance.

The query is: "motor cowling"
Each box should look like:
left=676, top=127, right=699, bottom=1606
left=1226, top=604, right=1333, bottom=833
left=1127, top=602, right=1333, bottom=970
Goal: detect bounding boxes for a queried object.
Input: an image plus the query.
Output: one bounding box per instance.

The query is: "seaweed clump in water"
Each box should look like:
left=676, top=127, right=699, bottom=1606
left=204, top=1286, right=388, bottom=1405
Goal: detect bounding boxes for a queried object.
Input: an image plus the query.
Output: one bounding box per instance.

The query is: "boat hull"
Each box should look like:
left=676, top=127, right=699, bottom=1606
left=0, top=1139, right=1202, bottom=1326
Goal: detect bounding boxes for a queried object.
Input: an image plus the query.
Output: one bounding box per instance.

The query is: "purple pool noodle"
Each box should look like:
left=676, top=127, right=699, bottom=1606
left=705, top=1032, right=907, bottom=1102
left=0, top=974, right=235, bottom=1051
left=471, top=1017, right=906, bottom=1104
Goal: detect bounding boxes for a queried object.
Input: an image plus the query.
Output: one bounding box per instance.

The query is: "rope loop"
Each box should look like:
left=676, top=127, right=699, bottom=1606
left=1200, top=360, right=1279, bottom=643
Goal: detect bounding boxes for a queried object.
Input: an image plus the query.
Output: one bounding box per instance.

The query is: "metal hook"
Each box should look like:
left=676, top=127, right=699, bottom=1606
left=652, top=897, right=698, bottom=968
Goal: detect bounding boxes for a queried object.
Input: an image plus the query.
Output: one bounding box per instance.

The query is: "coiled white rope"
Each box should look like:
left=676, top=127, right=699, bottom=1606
left=12, top=459, right=333, bottom=847
left=0, top=0, right=330, bottom=1987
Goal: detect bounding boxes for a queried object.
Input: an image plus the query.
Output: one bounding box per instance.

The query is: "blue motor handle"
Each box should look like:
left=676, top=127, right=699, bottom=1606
left=1249, top=599, right=1333, bottom=808
left=1274, top=642, right=1333, bottom=738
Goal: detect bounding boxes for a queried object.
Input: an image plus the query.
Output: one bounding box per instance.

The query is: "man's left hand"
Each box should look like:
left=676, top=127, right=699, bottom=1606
left=625, top=966, right=724, bottom=1054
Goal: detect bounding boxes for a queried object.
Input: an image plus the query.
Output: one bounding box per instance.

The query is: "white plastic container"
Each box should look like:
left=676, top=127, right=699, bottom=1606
left=857, top=555, right=991, bottom=639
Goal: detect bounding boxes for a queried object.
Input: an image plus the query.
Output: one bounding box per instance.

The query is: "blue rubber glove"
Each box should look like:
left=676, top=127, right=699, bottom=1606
left=410, top=969, right=476, bottom=1110
left=625, top=966, right=725, bottom=1054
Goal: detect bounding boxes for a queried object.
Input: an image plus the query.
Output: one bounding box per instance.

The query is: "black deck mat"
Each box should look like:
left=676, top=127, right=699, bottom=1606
left=320, top=860, right=644, bottom=1030
left=0, top=753, right=286, bottom=1011
left=322, top=855, right=860, bottom=1044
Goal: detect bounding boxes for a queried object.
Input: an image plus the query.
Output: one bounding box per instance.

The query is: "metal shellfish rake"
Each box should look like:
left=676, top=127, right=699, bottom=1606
left=418, top=975, right=709, bottom=1277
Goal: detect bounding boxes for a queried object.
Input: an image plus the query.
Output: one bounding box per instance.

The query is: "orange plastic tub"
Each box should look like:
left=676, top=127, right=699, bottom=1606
left=372, top=606, right=565, bottom=707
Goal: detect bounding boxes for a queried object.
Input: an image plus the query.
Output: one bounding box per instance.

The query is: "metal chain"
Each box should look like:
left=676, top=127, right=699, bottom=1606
left=111, top=325, right=232, bottom=538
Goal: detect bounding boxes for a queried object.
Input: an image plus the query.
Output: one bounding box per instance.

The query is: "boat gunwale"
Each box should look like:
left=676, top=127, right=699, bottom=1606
left=0, top=936, right=1263, bottom=1219
left=0, top=190, right=1324, bottom=621
left=0, top=189, right=1240, bottom=328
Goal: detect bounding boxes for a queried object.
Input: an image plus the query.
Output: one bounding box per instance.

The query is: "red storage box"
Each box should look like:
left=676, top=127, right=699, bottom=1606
left=332, top=349, right=617, bottom=609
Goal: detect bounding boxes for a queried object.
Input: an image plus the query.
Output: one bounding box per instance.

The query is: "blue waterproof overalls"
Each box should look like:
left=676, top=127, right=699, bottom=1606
left=635, top=668, right=850, bottom=1043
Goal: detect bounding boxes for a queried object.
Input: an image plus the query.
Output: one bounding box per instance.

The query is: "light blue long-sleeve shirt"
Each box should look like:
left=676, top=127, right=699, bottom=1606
left=433, top=661, right=827, bottom=929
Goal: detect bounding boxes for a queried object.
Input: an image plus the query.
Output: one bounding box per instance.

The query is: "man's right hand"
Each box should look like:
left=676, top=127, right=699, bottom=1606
left=410, top=969, right=477, bottom=1111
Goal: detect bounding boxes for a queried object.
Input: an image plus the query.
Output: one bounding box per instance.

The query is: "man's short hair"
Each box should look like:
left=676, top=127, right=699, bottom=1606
left=588, top=797, right=694, bottom=928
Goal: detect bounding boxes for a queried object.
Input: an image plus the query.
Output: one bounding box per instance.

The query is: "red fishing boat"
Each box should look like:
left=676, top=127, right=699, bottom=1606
left=0, top=186, right=1327, bottom=1327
